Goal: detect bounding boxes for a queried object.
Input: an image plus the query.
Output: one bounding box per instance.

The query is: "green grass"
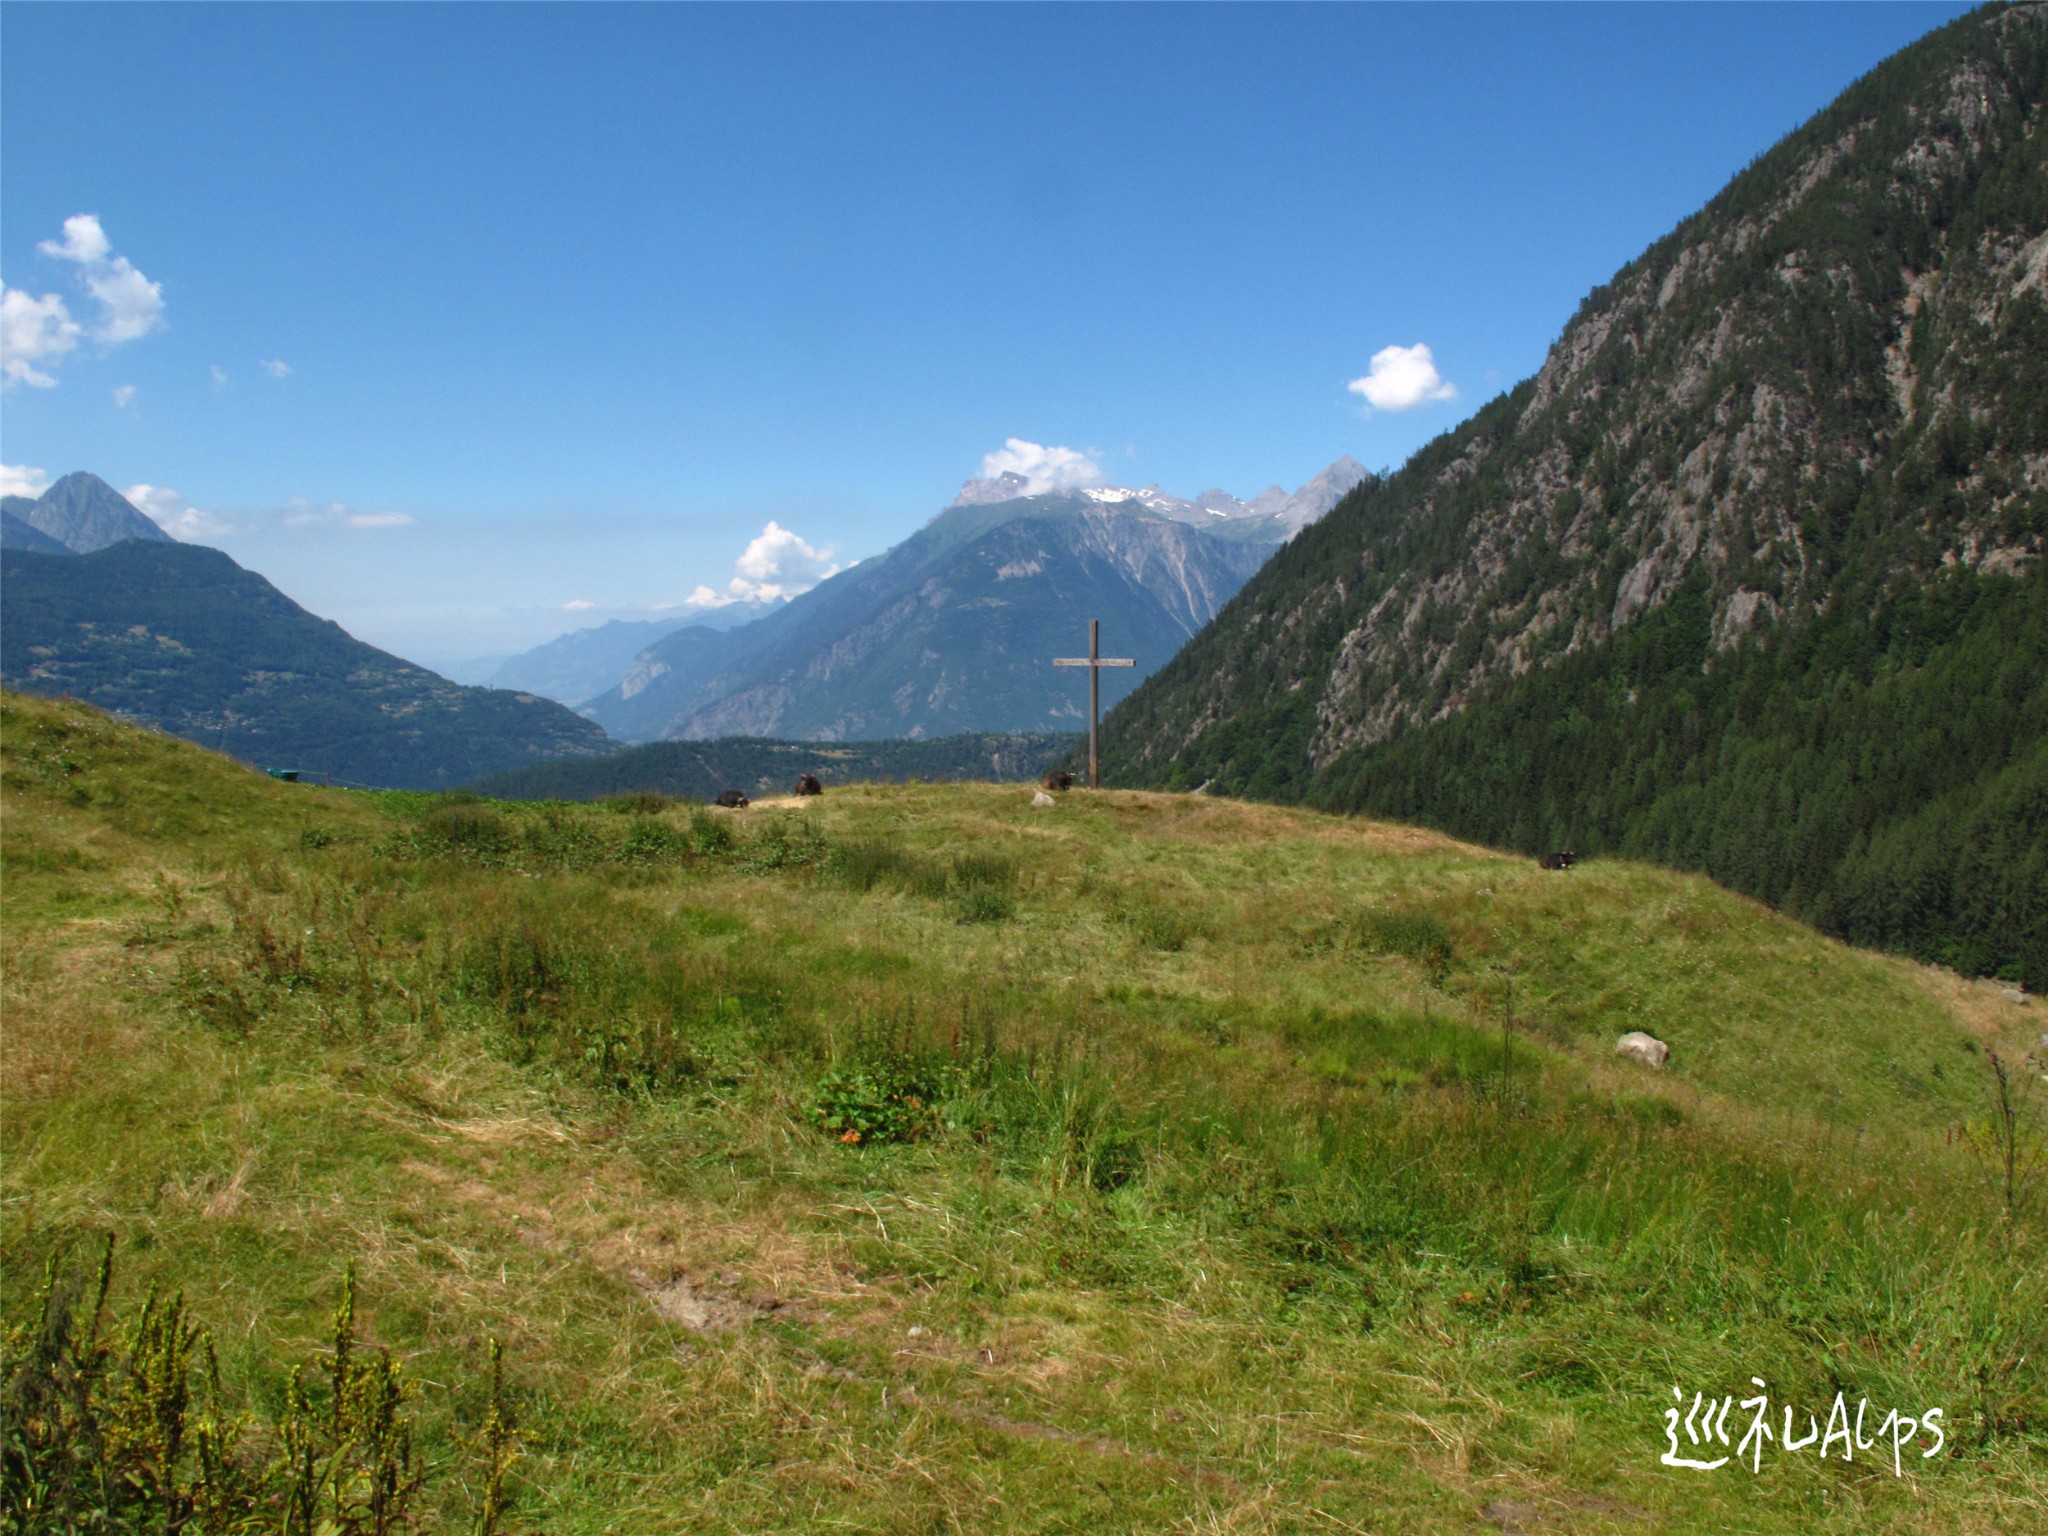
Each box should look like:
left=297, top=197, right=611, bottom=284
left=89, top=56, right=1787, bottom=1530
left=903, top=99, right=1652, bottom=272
left=3, top=690, right=2043, bottom=1532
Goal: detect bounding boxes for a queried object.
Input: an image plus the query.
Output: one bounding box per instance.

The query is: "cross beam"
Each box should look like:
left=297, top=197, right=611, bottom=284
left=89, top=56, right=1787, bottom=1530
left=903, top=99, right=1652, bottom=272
left=1053, top=618, right=1134, bottom=789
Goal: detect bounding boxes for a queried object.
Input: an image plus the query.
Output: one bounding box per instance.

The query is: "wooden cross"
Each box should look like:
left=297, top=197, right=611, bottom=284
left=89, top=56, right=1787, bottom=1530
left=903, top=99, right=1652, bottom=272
left=1052, top=618, right=1133, bottom=789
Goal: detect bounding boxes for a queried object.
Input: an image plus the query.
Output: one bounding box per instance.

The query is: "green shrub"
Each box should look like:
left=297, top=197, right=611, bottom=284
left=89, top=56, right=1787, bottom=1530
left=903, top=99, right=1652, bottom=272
left=0, top=1242, right=519, bottom=1535
left=418, top=802, right=514, bottom=859
left=830, top=837, right=910, bottom=891
left=811, top=1063, right=946, bottom=1146
left=603, top=791, right=673, bottom=815
left=687, top=809, right=733, bottom=856
left=1358, top=909, right=1456, bottom=984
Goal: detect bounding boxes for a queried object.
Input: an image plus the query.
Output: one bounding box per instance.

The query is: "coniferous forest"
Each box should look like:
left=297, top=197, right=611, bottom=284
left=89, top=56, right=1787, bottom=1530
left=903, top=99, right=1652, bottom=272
left=1107, top=4, right=2048, bottom=989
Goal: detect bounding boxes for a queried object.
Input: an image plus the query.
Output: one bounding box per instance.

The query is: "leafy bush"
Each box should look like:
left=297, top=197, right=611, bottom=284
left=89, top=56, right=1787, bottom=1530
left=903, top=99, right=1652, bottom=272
left=811, top=1057, right=949, bottom=1146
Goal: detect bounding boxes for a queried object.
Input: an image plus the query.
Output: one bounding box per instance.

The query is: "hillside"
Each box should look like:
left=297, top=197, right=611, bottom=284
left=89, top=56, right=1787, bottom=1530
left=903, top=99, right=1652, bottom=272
left=467, top=729, right=1078, bottom=802
left=2, top=541, right=611, bottom=789
left=585, top=494, right=1271, bottom=743
left=1104, top=3, right=2048, bottom=986
left=0, top=510, right=74, bottom=555
left=3, top=690, right=2041, bottom=1532
left=485, top=609, right=779, bottom=708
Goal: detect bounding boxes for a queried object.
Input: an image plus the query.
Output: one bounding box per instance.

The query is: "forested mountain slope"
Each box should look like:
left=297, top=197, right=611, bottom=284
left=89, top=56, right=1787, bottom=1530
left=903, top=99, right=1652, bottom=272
left=1106, top=2, right=2048, bottom=986
left=2, top=541, right=611, bottom=789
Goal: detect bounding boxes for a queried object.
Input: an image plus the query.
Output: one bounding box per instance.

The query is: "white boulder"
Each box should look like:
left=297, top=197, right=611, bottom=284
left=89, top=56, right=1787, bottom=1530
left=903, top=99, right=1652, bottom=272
left=1615, top=1031, right=1669, bottom=1069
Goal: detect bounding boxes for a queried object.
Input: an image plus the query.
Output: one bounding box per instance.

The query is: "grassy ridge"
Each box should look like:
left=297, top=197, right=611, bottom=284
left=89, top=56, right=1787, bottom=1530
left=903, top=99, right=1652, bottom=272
left=465, top=730, right=1079, bottom=803
left=3, top=691, right=2043, bottom=1532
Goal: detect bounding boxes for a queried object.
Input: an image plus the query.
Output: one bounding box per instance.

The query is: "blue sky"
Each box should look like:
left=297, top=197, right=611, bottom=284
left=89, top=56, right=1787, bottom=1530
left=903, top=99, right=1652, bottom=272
left=2, top=2, right=1973, bottom=671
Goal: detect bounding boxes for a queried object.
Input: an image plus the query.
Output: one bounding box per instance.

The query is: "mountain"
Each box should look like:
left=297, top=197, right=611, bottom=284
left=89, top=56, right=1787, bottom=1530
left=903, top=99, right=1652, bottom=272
left=485, top=616, right=698, bottom=705
left=582, top=458, right=1365, bottom=745
left=2, top=540, right=611, bottom=789
left=1104, top=3, right=2048, bottom=987
left=582, top=492, right=1274, bottom=743
left=465, top=729, right=1077, bottom=801
left=1, top=509, right=74, bottom=555
left=951, top=458, right=1373, bottom=544
left=11, top=472, right=173, bottom=553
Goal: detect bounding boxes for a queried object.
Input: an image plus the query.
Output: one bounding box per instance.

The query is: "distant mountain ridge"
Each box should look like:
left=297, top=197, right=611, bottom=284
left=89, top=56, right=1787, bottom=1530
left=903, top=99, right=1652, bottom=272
left=486, top=616, right=697, bottom=705
left=3, top=539, right=611, bottom=789
left=0, top=510, right=75, bottom=555
left=582, top=487, right=1288, bottom=743
left=5, top=472, right=171, bottom=553
left=581, top=457, right=1364, bottom=743
left=951, top=457, right=1372, bottom=543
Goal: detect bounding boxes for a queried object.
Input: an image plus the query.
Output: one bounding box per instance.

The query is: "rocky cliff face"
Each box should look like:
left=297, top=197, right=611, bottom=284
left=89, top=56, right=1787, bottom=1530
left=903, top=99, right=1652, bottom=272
left=1098, top=6, right=2048, bottom=990
left=11, top=473, right=172, bottom=554
left=1110, top=3, right=2048, bottom=779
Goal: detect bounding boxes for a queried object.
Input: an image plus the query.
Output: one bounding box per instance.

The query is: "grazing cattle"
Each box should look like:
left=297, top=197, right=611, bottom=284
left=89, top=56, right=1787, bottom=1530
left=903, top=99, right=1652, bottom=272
left=1042, top=770, right=1075, bottom=792
left=794, top=773, right=823, bottom=797
left=1537, top=851, right=1577, bottom=871
left=713, top=790, right=751, bottom=809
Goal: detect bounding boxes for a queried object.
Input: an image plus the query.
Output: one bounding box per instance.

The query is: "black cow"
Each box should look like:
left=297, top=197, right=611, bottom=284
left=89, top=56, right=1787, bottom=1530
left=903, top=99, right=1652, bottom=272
left=794, top=773, right=823, bottom=797
left=713, top=790, right=751, bottom=809
left=1042, top=770, right=1075, bottom=792
left=1537, top=851, right=1577, bottom=871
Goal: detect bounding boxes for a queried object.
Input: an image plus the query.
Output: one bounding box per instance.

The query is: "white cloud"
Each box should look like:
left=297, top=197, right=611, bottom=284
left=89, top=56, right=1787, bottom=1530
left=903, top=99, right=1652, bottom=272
left=1, top=287, right=80, bottom=388
left=1347, top=343, right=1458, bottom=412
left=84, top=260, right=164, bottom=345
left=113, top=384, right=136, bottom=408
left=39, top=214, right=111, bottom=266
left=978, top=437, right=1106, bottom=495
left=37, top=214, right=165, bottom=347
left=2, top=463, right=53, bottom=499
left=211, top=365, right=230, bottom=389
left=261, top=358, right=291, bottom=379
left=124, top=484, right=232, bottom=540
left=281, top=497, right=415, bottom=531
left=684, top=520, right=842, bottom=608
left=564, top=598, right=595, bottom=611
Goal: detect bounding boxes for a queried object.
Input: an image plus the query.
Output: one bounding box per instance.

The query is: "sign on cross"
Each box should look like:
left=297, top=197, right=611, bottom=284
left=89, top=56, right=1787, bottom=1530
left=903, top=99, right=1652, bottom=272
left=1052, top=618, right=1134, bottom=789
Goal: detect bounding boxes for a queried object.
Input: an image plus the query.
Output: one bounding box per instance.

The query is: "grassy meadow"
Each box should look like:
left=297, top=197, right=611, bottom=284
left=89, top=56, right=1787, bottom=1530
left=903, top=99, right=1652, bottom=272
left=2, top=689, right=2042, bottom=1533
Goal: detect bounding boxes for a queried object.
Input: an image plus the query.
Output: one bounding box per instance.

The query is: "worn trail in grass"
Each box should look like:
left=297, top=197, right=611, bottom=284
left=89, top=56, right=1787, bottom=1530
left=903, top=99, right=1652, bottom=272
left=3, top=691, right=2042, bottom=1533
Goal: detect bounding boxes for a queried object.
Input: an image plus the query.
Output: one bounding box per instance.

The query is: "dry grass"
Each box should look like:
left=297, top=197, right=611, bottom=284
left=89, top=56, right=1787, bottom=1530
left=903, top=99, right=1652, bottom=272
left=3, top=691, right=2043, bottom=1533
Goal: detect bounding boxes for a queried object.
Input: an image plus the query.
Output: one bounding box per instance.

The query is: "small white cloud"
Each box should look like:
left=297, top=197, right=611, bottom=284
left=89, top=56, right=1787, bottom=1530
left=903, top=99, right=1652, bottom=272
left=113, top=384, right=136, bottom=408
left=261, top=358, right=291, bottom=379
left=281, top=497, right=415, bottom=531
left=685, top=520, right=842, bottom=609
left=39, top=214, right=112, bottom=266
left=211, top=365, right=230, bottom=389
left=84, top=260, right=164, bottom=345
left=124, top=483, right=232, bottom=540
left=563, top=598, right=595, bottom=611
left=1, top=287, right=80, bottom=388
left=37, top=214, right=164, bottom=347
left=1347, top=343, right=1458, bottom=413
left=978, top=437, right=1106, bottom=495
left=2, top=463, right=53, bottom=499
